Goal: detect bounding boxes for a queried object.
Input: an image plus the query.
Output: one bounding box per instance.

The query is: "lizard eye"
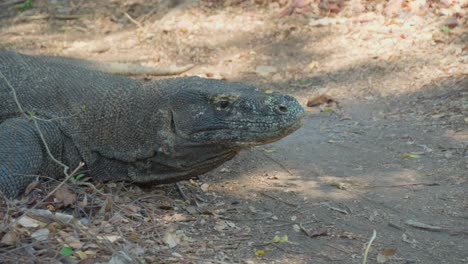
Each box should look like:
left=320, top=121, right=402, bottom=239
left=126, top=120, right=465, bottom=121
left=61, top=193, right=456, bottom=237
left=219, top=100, right=229, bottom=109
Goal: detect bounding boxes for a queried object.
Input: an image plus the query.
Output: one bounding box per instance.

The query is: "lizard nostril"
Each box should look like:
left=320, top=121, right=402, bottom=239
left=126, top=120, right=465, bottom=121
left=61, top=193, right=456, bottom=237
left=277, top=104, right=288, bottom=113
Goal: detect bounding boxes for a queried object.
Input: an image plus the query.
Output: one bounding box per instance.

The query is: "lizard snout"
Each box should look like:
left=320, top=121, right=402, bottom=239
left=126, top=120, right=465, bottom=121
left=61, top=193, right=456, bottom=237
left=274, top=95, right=302, bottom=116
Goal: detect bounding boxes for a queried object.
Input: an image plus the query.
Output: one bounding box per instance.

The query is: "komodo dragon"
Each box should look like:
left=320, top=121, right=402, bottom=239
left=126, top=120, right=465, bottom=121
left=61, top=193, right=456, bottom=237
left=0, top=51, right=304, bottom=198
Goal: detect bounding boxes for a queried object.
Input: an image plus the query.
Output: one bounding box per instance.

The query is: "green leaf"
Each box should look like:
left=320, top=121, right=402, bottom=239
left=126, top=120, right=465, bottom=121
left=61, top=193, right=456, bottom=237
left=322, top=108, right=335, bottom=113
left=59, top=246, right=73, bottom=257
left=74, top=174, right=85, bottom=181
left=17, top=0, right=33, bottom=11
left=441, top=26, right=450, bottom=33
left=272, top=234, right=288, bottom=243
left=403, top=152, right=421, bottom=159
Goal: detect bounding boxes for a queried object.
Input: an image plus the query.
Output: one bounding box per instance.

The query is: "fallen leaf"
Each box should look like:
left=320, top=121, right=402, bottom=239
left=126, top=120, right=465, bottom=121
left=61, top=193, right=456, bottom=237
left=293, top=224, right=301, bottom=232
left=55, top=212, right=74, bottom=223
left=1, top=231, right=17, bottom=245
left=98, top=196, right=113, bottom=215
left=214, top=221, right=229, bottom=232
left=200, top=183, right=210, bottom=192
left=59, top=230, right=84, bottom=248
left=403, top=152, right=421, bottom=159
left=78, top=258, right=96, bottom=264
left=54, top=186, right=77, bottom=207
left=31, top=228, right=50, bottom=241
left=329, top=181, right=346, bottom=190
left=60, top=246, right=74, bottom=257
left=24, top=181, right=40, bottom=195
left=78, top=195, right=88, bottom=210
left=307, top=94, right=334, bottom=107
left=163, top=229, right=179, bottom=248
left=377, top=247, right=397, bottom=263
left=17, top=216, right=41, bottom=228
left=307, top=61, right=319, bottom=70
left=441, top=26, right=451, bottom=33
left=308, top=228, right=329, bottom=237
left=255, top=249, right=265, bottom=256
left=103, top=235, right=122, bottom=243
left=272, top=234, right=288, bottom=243
left=443, top=16, right=461, bottom=29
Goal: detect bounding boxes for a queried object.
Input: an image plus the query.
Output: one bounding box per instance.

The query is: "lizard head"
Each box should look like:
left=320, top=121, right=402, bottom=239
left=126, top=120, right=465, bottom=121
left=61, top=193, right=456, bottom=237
left=167, top=77, right=304, bottom=147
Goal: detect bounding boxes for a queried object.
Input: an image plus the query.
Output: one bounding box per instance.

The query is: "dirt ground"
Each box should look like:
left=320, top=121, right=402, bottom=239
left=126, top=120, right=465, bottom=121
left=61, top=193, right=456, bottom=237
left=0, top=0, right=467, bottom=263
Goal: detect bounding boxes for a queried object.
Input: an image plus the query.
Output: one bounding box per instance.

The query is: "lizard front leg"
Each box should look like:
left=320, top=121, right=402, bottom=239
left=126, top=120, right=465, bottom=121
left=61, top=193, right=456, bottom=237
left=0, top=118, right=63, bottom=198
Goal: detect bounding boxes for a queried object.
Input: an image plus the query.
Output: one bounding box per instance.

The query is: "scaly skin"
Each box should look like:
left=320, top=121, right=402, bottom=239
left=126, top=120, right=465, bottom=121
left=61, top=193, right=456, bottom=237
left=0, top=51, right=304, bottom=198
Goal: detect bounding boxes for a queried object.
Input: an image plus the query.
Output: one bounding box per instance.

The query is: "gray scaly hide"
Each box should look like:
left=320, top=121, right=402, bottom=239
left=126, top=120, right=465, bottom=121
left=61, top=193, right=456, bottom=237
left=0, top=51, right=304, bottom=198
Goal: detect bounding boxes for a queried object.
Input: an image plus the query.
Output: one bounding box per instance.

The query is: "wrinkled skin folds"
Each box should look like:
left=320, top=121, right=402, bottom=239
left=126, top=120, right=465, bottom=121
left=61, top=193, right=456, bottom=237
left=0, top=51, right=305, bottom=198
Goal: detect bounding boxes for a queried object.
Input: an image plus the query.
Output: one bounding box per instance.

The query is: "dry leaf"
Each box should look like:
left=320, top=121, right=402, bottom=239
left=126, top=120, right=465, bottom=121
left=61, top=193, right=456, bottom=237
left=307, top=94, right=334, bottom=107
left=1, top=231, right=17, bottom=245
left=99, top=196, right=113, bottom=215
left=443, top=16, right=461, bottom=29
left=17, top=216, right=41, bottom=228
left=31, top=228, right=50, bottom=241
left=78, top=258, right=96, bottom=264
left=308, top=61, right=319, bottom=70
left=59, top=230, right=84, bottom=248
left=377, top=247, right=397, bottom=263
left=24, top=181, right=40, bottom=195
left=79, top=195, right=88, bottom=209
left=163, top=229, right=179, bottom=248
left=200, top=183, right=210, bottom=192
left=54, top=186, right=77, bottom=206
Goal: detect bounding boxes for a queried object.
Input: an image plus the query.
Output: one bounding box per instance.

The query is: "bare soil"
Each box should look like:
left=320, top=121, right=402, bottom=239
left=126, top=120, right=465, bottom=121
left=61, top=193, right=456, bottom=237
left=0, top=0, right=467, bottom=263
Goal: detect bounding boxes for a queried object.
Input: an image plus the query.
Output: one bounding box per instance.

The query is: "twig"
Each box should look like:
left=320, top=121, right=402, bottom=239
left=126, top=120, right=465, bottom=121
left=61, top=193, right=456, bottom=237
left=219, top=213, right=273, bottom=222
left=326, top=243, right=351, bottom=254
left=124, top=12, right=142, bottom=28
left=320, top=202, right=349, bottom=215
left=362, top=230, right=377, bottom=264
left=259, top=151, right=295, bottom=176
left=18, top=14, right=86, bottom=21
left=176, top=182, right=192, bottom=204
left=270, top=242, right=305, bottom=254
left=368, top=182, right=439, bottom=188
left=138, top=7, right=159, bottom=23
left=259, top=191, right=298, bottom=207
left=0, top=0, right=23, bottom=7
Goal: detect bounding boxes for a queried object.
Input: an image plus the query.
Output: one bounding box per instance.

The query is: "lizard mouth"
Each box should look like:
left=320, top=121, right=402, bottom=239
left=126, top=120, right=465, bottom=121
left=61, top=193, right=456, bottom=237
left=190, top=116, right=304, bottom=146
